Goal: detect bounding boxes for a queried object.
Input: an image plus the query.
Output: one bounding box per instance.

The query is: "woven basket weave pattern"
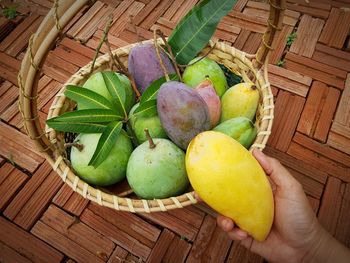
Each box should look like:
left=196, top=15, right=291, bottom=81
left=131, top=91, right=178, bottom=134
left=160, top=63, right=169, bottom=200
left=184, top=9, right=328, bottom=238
left=19, top=0, right=285, bottom=212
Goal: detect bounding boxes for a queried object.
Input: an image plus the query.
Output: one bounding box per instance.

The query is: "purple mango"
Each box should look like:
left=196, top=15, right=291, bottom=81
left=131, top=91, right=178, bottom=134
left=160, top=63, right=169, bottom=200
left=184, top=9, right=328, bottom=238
left=128, top=43, right=176, bottom=94
left=157, top=81, right=211, bottom=150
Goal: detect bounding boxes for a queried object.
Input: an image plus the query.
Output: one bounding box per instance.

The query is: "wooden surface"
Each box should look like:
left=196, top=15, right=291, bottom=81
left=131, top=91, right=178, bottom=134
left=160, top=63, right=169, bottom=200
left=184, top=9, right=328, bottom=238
left=0, top=0, right=350, bottom=262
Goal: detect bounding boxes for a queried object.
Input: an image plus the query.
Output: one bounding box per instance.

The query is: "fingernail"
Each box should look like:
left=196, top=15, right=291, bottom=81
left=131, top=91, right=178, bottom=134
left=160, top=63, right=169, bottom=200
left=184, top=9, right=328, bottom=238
left=237, top=230, right=247, bottom=238
left=194, top=192, right=203, bottom=202
left=253, top=149, right=265, bottom=157
left=223, top=219, right=231, bottom=230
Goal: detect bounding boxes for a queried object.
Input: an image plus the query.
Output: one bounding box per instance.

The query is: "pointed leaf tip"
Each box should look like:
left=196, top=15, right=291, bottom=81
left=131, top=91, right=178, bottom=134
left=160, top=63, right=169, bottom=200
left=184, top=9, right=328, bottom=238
left=88, top=121, right=123, bottom=168
left=168, top=0, right=237, bottom=65
left=101, top=71, right=127, bottom=118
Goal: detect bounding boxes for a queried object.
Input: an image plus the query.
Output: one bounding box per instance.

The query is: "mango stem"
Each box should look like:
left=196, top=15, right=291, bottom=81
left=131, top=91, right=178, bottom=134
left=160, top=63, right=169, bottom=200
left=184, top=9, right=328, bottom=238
left=144, top=128, right=156, bottom=149
left=65, top=142, right=84, bottom=152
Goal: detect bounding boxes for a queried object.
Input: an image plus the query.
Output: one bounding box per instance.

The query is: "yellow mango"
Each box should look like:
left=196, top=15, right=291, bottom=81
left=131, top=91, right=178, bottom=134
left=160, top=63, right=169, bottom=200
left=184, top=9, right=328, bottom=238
left=186, top=131, right=274, bottom=241
left=220, top=82, right=259, bottom=122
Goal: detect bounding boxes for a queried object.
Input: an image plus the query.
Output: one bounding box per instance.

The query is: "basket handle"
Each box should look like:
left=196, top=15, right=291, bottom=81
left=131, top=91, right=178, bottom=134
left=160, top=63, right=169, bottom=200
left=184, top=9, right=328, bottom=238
left=19, top=0, right=89, bottom=157
left=255, top=0, right=286, bottom=67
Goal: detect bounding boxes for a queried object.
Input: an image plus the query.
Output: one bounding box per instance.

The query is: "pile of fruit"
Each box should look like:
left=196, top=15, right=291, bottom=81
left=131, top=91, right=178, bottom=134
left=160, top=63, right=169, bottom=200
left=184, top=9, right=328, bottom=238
left=54, top=43, right=259, bottom=195
left=48, top=44, right=273, bottom=240
left=47, top=0, right=274, bottom=241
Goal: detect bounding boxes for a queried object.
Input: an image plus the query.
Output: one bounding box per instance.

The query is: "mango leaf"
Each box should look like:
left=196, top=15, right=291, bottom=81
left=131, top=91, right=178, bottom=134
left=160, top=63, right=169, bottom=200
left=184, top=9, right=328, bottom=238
left=88, top=121, right=123, bottom=167
left=140, top=74, right=179, bottom=105
left=64, top=85, right=114, bottom=110
left=47, top=109, right=123, bottom=123
left=46, top=121, right=107, bottom=133
left=101, top=71, right=127, bottom=118
left=219, top=64, right=242, bottom=86
left=133, top=99, right=157, bottom=118
left=172, top=0, right=210, bottom=30
left=168, top=0, right=237, bottom=65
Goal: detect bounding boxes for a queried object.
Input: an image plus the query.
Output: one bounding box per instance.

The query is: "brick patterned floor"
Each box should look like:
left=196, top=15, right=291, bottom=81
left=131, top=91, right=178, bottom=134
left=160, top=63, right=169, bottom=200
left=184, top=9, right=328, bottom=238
left=0, top=0, right=350, bottom=262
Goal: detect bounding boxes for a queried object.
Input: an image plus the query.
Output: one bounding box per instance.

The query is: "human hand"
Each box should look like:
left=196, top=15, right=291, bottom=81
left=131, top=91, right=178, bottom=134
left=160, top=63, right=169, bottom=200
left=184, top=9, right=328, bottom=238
left=216, top=149, right=324, bottom=263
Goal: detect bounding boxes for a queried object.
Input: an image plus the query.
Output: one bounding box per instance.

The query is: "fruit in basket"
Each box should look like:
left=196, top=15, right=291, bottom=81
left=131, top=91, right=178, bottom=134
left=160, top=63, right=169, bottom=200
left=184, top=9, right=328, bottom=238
left=128, top=103, right=168, bottom=144
left=186, top=131, right=274, bottom=241
left=70, top=131, right=133, bottom=186
left=213, top=117, right=257, bottom=148
left=157, top=81, right=211, bottom=150
left=220, top=82, right=259, bottom=122
left=128, top=43, right=176, bottom=94
left=194, top=79, right=221, bottom=128
left=81, top=71, right=135, bottom=112
left=126, top=130, right=189, bottom=199
left=182, top=57, right=228, bottom=97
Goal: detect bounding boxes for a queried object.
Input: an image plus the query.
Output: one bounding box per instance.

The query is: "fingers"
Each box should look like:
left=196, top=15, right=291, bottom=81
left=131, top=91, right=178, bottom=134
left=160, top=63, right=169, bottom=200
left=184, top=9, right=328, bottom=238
left=217, top=215, right=234, bottom=231
left=194, top=192, right=202, bottom=202
left=252, top=149, right=300, bottom=189
left=227, top=228, right=249, bottom=241
left=217, top=215, right=269, bottom=258
left=252, top=148, right=273, bottom=175
left=217, top=216, right=248, bottom=240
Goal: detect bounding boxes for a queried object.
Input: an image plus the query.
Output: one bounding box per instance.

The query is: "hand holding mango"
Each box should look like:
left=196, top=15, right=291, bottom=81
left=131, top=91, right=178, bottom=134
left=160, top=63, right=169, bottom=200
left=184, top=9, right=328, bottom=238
left=186, top=131, right=274, bottom=241
left=214, top=149, right=350, bottom=263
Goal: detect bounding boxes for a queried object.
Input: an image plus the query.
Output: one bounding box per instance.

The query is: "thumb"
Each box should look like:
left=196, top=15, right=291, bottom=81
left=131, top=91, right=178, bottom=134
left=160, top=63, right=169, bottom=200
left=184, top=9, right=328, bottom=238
left=252, top=149, right=300, bottom=189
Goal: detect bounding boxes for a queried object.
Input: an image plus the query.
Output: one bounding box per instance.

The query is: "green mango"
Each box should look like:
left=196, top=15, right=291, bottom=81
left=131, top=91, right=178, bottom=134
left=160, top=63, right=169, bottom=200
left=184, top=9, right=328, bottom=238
left=126, top=138, right=189, bottom=199
left=70, top=131, right=133, bottom=186
left=213, top=117, right=257, bottom=148
left=182, top=57, right=228, bottom=97
left=81, top=72, right=135, bottom=112
left=127, top=103, right=168, bottom=145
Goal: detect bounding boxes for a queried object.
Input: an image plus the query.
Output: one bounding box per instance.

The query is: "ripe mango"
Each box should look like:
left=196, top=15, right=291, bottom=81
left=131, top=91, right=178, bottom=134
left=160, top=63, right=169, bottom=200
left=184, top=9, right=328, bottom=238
left=220, top=83, right=259, bottom=122
left=186, top=131, right=274, bottom=241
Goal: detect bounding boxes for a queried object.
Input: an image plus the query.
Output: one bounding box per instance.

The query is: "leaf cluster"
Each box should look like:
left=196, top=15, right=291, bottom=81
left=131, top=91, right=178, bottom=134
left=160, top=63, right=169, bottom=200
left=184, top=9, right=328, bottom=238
left=47, top=72, right=177, bottom=168
left=276, top=60, right=285, bottom=67
left=286, top=32, right=297, bottom=47
left=47, top=71, right=128, bottom=168
left=2, top=6, right=18, bottom=20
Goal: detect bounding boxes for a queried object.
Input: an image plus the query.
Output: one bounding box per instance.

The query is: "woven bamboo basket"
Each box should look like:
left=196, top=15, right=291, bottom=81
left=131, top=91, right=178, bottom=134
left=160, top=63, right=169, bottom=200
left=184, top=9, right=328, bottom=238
left=19, top=0, right=285, bottom=213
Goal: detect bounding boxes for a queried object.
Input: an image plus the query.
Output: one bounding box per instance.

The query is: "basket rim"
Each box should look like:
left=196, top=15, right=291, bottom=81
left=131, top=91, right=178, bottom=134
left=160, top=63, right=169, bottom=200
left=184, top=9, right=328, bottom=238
left=45, top=39, right=274, bottom=213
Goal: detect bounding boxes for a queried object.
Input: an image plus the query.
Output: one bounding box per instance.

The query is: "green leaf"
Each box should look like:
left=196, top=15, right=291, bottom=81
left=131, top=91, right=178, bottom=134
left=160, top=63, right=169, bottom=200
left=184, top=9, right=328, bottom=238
left=172, top=0, right=210, bottom=29
left=101, top=71, right=127, bottom=118
left=276, top=60, right=285, bottom=67
left=168, top=0, right=237, bottom=65
left=286, top=32, right=297, bottom=47
left=88, top=121, right=123, bottom=167
left=47, top=109, right=123, bottom=123
left=140, top=74, right=179, bottom=105
left=3, top=7, right=18, bottom=20
left=219, top=64, right=242, bottom=87
left=133, top=99, right=157, bottom=118
left=65, top=85, right=114, bottom=110
left=46, top=121, right=107, bottom=133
